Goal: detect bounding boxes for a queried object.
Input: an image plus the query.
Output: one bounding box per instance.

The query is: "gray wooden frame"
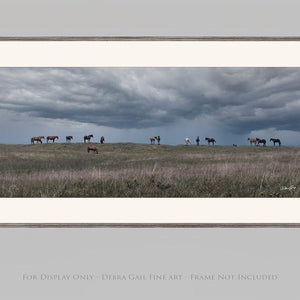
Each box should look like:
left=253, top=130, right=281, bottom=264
left=1, top=36, right=300, bottom=41
left=0, top=223, right=299, bottom=228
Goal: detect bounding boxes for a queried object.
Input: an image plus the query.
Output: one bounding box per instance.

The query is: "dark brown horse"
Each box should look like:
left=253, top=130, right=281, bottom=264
left=100, top=136, right=105, bottom=144
left=47, top=136, right=59, bottom=143
left=205, top=137, right=216, bottom=145
left=87, top=146, right=98, bottom=154
left=66, top=136, right=73, bottom=142
left=31, top=136, right=44, bottom=144
left=270, top=138, right=281, bottom=146
left=84, top=134, right=93, bottom=143
left=256, top=138, right=266, bottom=146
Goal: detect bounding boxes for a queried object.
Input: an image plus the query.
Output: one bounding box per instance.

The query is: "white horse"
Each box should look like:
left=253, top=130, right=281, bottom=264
left=185, top=138, right=192, bottom=145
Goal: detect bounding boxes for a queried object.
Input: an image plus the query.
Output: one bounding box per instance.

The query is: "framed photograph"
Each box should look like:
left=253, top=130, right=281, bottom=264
left=1, top=0, right=300, bottom=40
left=0, top=42, right=299, bottom=199
left=0, top=37, right=299, bottom=300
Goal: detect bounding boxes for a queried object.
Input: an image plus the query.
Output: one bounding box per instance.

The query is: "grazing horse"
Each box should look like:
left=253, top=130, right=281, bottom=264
left=66, top=136, right=73, bottom=142
left=150, top=136, right=158, bottom=144
left=100, top=136, right=105, bottom=144
left=87, top=146, right=98, bottom=154
left=196, top=136, right=200, bottom=146
left=256, top=138, right=266, bottom=146
left=205, top=137, right=216, bottom=145
left=270, top=138, right=281, bottom=146
left=185, top=138, right=192, bottom=145
left=84, top=134, right=93, bottom=143
left=31, top=136, right=44, bottom=144
left=47, top=136, right=59, bottom=143
left=248, top=137, right=257, bottom=146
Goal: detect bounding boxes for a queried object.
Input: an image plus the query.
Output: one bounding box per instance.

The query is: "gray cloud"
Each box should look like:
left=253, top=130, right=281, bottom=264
left=0, top=68, right=300, bottom=136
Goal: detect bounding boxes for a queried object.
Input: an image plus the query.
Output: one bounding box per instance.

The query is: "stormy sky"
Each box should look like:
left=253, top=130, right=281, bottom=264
left=0, top=67, right=300, bottom=146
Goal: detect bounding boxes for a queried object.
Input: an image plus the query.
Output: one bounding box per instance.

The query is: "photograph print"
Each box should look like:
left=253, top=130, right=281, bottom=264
left=0, top=67, right=299, bottom=197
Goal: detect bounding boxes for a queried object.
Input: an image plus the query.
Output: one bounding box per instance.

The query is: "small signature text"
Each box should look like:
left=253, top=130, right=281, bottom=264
left=280, top=185, right=296, bottom=191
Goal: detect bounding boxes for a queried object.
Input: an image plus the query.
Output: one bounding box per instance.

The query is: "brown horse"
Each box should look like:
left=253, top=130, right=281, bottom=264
left=47, top=136, right=59, bottom=143
left=100, top=136, right=105, bottom=144
left=87, top=146, right=98, bottom=154
left=248, top=138, right=257, bottom=145
left=150, top=136, right=158, bottom=144
left=233, top=144, right=238, bottom=147
left=66, top=136, right=73, bottom=142
left=31, top=136, right=44, bottom=144
left=84, top=134, right=93, bottom=143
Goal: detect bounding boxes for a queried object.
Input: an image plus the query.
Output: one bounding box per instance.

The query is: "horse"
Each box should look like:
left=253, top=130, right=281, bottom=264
left=84, top=134, right=93, bottom=143
left=47, top=136, right=59, bottom=143
left=185, top=138, right=192, bottom=145
left=66, top=136, right=73, bottom=142
left=87, top=146, right=98, bottom=154
left=270, top=138, right=281, bottom=146
left=248, top=138, right=257, bottom=145
left=196, top=136, right=200, bottom=146
left=157, top=136, right=161, bottom=145
left=31, top=136, right=44, bottom=144
left=256, top=138, right=266, bottom=146
left=100, top=136, right=105, bottom=144
left=150, top=136, right=158, bottom=144
left=205, top=137, right=216, bottom=145
left=233, top=144, right=237, bottom=147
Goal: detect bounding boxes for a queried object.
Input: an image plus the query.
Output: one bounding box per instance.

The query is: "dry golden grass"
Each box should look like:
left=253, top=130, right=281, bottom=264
left=0, top=143, right=299, bottom=197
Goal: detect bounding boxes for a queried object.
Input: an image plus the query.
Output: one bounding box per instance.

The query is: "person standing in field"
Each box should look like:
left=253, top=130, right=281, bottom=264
left=196, top=136, right=200, bottom=146
left=157, top=136, right=161, bottom=145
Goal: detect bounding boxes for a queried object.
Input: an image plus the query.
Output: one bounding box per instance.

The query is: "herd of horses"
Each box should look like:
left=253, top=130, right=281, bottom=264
left=185, top=137, right=216, bottom=145
left=30, top=135, right=105, bottom=144
left=30, top=134, right=105, bottom=154
left=248, top=137, right=281, bottom=146
left=29, top=134, right=282, bottom=155
left=184, top=137, right=281, bottom=146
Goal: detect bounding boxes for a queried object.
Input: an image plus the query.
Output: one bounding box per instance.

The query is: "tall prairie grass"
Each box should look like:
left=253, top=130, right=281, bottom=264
left=0, top=143, right=299, bottom=197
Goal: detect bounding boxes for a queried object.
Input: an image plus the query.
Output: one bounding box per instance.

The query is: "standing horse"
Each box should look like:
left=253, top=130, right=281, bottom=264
left=270, top=138, right=281, bottom=146
left=47, top=136, right=59, bottom=143
left=66, top=136, right=73, bottom=142
left=157, top=136, right=161, bottom=145
left=84, top=134, right=93, bottom=143
left=150, top=136, right=158, bottom=144
left=205, top=137, right=216, bottom=145
left=248, top=138, right=257, bottom=145
left=100, top=136, right=105, bottom=144
left=31, top=136, right=44, bottom=144
left=185, top=138, right=192, bottom=145
left=256, top=138, right=266, bottom=146
left=87, top=146, right=98, bottom=154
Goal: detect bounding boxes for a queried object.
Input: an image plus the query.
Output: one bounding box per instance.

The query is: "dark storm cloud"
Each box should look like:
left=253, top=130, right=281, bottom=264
left=0, top=68, right=300, bottom=134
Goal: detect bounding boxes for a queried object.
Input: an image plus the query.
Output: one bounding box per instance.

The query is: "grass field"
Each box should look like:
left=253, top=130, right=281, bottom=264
left=0, top=143, right=299, bottom=197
